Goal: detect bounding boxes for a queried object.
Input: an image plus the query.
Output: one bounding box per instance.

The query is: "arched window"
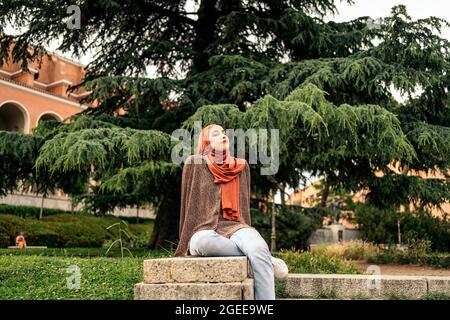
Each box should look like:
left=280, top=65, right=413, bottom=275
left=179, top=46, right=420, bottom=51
left=37, top=112, right=63, bottom=123
left=0, top=101, right=30, bottom=133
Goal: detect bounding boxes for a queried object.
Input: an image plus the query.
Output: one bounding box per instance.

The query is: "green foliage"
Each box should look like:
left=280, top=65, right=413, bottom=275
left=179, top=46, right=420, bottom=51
left=0, top=132, right=42, bottom=196
left=105, top=220, right=134, bottom=258
left=314, top=240, right=378, bottom=261
left=353, top=203, right=450, bottom=252
left=401, top=213, right=450, bottom=252
left=0, top=214, right=153, bottom=248
left=367, top=248, right=450, bottom=269
left=274, top=249, right=361, bottom=274
left=251, top=206, right=325, bottom=250
left=0, top=204, right=70, bottom=219
left=352, top=204, right=398, bottom=244
left=421, top=293, right=450, bottom=300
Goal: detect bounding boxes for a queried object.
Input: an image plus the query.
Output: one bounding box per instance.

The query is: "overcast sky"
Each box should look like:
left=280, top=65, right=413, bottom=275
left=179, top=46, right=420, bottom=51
left=333, top=0, right=450, bottom=39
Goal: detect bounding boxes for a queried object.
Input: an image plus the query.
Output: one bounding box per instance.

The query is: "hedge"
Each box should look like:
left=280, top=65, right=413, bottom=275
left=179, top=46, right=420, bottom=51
left=0, top=204, right=69, bottom=219
left=0, top=214, right=153, bottom=248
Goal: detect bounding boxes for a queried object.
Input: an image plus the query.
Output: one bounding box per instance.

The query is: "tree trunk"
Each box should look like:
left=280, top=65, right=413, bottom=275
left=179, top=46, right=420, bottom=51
left=191, top=0, right=241, bottom=73
left=270, top=191, right=276, bottom=252
left=320, top=182, right=330, bottom=208
left=397, top=164, right=409, bottom=245
left=279, top=183, right=286, bottom=208
left=136, top=205, right=140, bottom=224
left=39, top=195, right=45, bottom=220
left=191, top=0, right=220, bottom=73
left=148, top=174, right=181, bottom=250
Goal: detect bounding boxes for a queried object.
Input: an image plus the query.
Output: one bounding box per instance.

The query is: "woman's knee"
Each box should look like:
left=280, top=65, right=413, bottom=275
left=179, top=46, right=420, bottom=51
left=248, top=239, right=270, bottom=256
left=234, top=228, right=270, bottom=257
left=189, top=230, right=217, bottom=256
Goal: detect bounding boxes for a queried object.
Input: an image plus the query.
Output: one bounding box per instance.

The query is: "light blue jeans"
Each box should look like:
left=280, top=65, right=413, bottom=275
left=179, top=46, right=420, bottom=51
left=189, top=227, right=275, bottom=300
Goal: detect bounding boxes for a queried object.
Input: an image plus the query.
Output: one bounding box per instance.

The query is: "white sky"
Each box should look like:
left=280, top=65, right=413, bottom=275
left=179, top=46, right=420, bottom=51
left=333, top=0, right=450, bottom=39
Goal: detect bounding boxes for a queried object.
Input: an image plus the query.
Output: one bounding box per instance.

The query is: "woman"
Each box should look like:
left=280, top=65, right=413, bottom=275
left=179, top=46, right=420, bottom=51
left=15, top=232, right=27, bottom=249
left=175, top=124, right=288, bottom=300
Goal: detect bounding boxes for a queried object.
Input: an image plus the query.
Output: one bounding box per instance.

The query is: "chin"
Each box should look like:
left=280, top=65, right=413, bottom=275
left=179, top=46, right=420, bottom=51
left=213, top=146, right=228, bottom=154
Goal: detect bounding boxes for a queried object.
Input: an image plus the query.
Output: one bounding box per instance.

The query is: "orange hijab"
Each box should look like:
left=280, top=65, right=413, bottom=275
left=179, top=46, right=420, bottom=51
left=197, top=125, right=246, bottom=221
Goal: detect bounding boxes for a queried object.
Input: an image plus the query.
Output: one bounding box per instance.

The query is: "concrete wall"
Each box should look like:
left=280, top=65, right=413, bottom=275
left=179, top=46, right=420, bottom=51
left=307, top=223, right=360, bottom=246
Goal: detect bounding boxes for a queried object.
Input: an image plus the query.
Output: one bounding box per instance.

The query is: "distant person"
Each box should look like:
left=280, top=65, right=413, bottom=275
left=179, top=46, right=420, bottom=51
left=15, top=232, right=27, bottom=249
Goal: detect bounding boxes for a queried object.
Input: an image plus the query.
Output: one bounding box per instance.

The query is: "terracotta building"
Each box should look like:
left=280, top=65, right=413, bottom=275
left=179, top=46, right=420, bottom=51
left=0, top=47, right=90, bottom=133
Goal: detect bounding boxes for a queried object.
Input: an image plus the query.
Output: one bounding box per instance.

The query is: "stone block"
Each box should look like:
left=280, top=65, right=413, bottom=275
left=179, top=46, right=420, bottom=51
left=284, top=274, right=428, bottom=299
left=134, top=280, right=254, bottom=300
left=143, top=256, right=249, bottom=284
left=426, top=276, right=450, bottom=295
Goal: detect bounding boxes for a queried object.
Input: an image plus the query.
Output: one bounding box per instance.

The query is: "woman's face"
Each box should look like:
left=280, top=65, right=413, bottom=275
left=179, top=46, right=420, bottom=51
left=208, top=125, right=229, bottom=153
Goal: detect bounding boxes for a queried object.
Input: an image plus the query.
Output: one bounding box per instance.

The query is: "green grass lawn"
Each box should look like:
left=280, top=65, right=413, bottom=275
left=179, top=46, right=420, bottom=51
left=0, top=248, right=172, bottom=300
left=0, top=255, right=142, bottom=299
left=0, top=247, right=362, bottom=300
left=0, top=247, right=170, bottom=258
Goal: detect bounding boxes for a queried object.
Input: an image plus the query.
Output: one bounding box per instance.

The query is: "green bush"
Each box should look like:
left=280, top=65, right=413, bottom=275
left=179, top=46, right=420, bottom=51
left=354, top=204, right=450, bottom=252
left=367, top=244, right=450, bottom=268
left=353, top=204, right=398, bottom=244
left=0, top=214, right=154, bottom=248
left=314, top=240, right=377, bottom=261
left=274, top=249, right=361, bottom=274
left=401, top=211, right=450, bottom=252
left=0, top=204, right=70, bottom=219
left=251, top=206, right=325, bottom=250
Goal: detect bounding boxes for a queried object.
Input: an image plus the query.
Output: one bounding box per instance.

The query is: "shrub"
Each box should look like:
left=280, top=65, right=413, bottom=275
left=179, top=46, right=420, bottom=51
left=274, top=249, right=361, bottom=274
left=366, top=243, right=450, bottom=268
left=0, top=204, right=69, bottom=219
left=251, top=206, right=325, bottom=250
left=0, top=215, right=24, bottom=247
left=353, top=204, right=398, bottom=245
left=401, top=211, right=450, bottom=252
left=0, top=214, right=153, bottom=248
left=314, top=240, right=377, bottom=261
left=354, top=204, right=450, bottom=252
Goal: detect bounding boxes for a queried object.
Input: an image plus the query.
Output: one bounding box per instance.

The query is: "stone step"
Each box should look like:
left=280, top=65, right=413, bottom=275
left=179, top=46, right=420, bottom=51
left=143, top=256, right=250, bottom=284
left=282, top=274, right=450, bottom=299
left=135, top=279, right=254, bottom=300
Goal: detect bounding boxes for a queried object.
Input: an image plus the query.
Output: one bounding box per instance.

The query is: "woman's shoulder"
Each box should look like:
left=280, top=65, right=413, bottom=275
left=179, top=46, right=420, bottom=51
left=235, top=157, right=249, bottom=169
left=184, top=154, right=207, bottom=165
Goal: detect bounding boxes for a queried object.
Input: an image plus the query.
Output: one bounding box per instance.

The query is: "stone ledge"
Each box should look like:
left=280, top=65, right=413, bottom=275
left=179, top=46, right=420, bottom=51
left=134, top=279, right=254, bottom=300
left=283, top=274, right=434, bottom=299
left=143, top=256, right=249, bottom=284
left=426, top=276, right=450, bottom=295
